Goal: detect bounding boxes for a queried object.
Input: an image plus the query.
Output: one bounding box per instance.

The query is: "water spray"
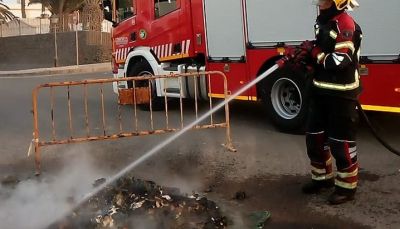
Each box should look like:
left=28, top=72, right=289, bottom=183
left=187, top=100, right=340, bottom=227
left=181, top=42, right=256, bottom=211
left=46, top=63, right=281, bottom=227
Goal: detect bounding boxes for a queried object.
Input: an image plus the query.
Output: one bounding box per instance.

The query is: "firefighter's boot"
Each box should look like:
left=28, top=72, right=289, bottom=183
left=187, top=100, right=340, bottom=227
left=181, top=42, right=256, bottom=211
left=328, top=137, right=358, bottom=204
left=304, top=132, right=334, bottom=194
left=328, top=187, right=356, bottom=205
left=302, top=179, right=334, bottom=194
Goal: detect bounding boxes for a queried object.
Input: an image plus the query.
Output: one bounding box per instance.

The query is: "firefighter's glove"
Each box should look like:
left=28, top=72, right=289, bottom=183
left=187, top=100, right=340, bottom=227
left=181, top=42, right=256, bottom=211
left=293, top=40, right=314, bottom=62
left=292, top=49, right=309, bottom=64
left=299, top=40, right=315, bottom=53
left=285, top=46, right=298, bottom=60
left=292, top=40, right=316, bottom=72
left=287, top=48, right=315, bottom=74
left=287, top=47, right=308, bottom=72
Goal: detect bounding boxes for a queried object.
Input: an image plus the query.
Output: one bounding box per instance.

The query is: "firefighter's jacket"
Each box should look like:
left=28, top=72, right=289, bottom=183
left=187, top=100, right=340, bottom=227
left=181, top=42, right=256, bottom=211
left=311, top=11, right=363, bottom=100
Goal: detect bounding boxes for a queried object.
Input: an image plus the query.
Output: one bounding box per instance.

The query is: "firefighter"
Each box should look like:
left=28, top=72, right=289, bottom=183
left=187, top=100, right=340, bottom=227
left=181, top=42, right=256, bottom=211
left=296, top=0, right=363, bottom=204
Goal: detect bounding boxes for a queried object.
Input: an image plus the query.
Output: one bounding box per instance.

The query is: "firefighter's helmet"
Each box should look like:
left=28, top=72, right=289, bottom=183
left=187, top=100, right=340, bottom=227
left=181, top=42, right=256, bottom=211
left=333, top=0, right=359, bottom=10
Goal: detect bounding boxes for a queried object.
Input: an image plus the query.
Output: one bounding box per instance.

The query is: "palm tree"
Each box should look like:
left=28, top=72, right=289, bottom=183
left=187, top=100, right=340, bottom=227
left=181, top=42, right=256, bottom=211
left=41, top=3, right=45, bottom=16
left=29, top=0, right=85, bottom=31
left=81, top=0, right=102, bottom=31
left=28, top=0, right=85, bottom=15
left=21, top=0, right=26, bottom=18
left=0, top=0, right=16, bottom=22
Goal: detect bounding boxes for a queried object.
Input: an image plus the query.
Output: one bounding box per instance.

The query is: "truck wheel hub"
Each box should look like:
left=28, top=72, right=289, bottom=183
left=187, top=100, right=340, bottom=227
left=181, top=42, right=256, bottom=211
left=271, top=78, right=302, bottom=120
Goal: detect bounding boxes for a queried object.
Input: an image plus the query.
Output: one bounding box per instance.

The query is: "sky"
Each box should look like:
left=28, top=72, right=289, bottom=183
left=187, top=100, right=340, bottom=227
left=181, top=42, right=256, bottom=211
left=2, top=0, right=17, bottom=5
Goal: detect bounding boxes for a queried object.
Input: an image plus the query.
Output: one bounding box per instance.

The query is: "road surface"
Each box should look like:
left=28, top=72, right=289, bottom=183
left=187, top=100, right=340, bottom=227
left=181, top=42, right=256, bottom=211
left=0, top=71, right=399, bottom=228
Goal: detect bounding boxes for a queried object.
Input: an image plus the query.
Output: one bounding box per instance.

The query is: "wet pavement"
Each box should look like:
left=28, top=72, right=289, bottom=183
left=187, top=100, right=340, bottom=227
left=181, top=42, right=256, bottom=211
left=0, top=72, right=399, bottom=228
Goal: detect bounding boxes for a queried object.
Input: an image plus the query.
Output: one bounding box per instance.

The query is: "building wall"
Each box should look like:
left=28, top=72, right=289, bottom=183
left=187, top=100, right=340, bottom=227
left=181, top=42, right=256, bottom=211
left=0, top=31, right=111, bottom=70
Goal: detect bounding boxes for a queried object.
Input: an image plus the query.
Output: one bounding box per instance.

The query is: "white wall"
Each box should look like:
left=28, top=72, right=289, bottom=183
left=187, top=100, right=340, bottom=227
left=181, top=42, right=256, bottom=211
left=7, top=3, right=51, bottom=19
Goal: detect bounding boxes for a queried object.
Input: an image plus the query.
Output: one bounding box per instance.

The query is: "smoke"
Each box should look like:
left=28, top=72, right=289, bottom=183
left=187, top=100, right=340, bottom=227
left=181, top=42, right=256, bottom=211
left=140, top=151, right=205, bottom=194
left=0, top=145, right=106, bottom=229
left=126, top=215, right=162, bottom=229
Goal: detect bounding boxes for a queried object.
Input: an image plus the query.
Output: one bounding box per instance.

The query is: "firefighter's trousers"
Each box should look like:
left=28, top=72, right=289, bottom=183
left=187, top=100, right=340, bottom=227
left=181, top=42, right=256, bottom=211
left=306, top=95, right=359, bottom=191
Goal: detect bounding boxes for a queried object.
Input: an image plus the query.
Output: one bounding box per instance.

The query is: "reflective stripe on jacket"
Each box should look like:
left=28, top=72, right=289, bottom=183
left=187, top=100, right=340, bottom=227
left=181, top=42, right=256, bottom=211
left=312, top=12, right=363, bottom=99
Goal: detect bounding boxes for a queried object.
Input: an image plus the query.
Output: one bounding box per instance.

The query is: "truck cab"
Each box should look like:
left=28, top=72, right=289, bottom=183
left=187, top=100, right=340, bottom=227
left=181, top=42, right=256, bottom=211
left=104, top=0, right=208, bottom=103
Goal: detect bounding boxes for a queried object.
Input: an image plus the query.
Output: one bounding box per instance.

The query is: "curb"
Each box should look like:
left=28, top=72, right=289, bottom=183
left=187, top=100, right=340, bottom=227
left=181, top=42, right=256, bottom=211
left=0, top=63, right=111, bottom=77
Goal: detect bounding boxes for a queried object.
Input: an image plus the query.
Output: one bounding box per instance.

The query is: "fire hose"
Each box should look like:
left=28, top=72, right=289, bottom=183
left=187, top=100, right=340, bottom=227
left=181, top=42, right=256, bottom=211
left=356, top=102, right=400, bottom=156
left=274, top=50, right=400, bottom=157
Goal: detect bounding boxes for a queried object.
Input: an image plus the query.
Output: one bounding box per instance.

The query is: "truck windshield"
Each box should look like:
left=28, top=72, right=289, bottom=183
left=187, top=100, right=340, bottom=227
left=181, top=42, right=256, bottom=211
left=117, top=0, right=135, bottom=21
left=155, top=0, right=178, bottom=18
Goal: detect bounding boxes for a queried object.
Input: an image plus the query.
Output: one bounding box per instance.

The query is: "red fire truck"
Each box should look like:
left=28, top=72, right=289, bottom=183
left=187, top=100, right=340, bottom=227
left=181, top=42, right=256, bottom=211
left=103, top=0, right=400, bottom=131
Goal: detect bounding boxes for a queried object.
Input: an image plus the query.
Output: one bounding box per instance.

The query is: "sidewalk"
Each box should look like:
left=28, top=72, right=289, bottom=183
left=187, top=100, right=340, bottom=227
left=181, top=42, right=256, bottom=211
left=0, top=63, right=111, bottom=77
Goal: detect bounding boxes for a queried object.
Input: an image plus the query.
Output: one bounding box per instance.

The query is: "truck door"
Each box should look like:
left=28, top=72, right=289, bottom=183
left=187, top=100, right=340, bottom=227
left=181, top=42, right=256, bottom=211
left=149, top=0, right=183, bottom=53
left=203, top=0, right=246, bottom=61
left=149, top=0, right=184, bottom=93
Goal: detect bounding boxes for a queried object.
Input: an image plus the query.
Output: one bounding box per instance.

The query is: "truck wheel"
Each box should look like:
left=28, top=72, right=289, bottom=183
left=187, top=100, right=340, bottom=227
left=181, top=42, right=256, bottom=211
left=259, top=66, right=308, bottom=132
left=128, top=60, right=164, bottom=111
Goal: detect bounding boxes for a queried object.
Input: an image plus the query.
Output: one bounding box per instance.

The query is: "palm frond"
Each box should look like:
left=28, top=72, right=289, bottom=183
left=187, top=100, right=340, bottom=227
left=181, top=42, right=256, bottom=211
left=0, top=2, right=16, bottom=22
left=28, top=0, right=84, bottom=14
left=0, top=2, right=11, bottom=9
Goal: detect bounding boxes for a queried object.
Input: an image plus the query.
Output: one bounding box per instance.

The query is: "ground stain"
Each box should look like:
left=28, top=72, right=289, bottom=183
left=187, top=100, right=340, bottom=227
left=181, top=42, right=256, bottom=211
left=206, top=174, right=371, bottom=229
left=359, top=170, right=380, bottom=182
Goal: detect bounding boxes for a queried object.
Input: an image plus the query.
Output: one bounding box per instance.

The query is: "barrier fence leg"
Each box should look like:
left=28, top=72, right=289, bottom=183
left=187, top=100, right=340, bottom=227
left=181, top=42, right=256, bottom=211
left=223, top=100, right=236, bottom=152
left=34, top=143, right=41, bottom=176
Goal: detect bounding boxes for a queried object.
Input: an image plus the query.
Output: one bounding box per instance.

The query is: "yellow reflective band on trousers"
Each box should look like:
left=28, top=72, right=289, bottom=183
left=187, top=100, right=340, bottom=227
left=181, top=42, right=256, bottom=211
left=311, top=162, right=333, bottom=181
left=311, top=166, right=327, bottom=174
left=312, top=173, right=334, bottom=181
left=335, top=179, right=357, bottom=189
left=313, top=70, right=360, bottom=91
left=337, top=168, right=358, bottom=179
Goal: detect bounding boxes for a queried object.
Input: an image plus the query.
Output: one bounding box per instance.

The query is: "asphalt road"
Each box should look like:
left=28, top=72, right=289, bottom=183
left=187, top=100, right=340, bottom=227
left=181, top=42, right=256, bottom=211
left=0, top=71, right=399, bottom=229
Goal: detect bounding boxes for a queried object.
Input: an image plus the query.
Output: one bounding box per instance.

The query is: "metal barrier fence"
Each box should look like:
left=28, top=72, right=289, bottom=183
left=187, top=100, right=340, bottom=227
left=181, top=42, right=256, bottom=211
left=31, top=71, right=235, bottom=175
left=0, top=18, right=50, bottom=37
left=0, top=17, right=112, bottom=38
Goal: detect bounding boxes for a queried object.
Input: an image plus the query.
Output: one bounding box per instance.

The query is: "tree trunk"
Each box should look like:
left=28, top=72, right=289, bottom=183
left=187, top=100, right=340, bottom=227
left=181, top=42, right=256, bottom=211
left=21, top=0, right=26, bottom=18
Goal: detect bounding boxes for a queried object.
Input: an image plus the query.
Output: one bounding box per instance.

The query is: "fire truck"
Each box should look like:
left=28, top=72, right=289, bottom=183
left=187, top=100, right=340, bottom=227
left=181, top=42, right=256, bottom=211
left=103, top=0, right=400, bottom=131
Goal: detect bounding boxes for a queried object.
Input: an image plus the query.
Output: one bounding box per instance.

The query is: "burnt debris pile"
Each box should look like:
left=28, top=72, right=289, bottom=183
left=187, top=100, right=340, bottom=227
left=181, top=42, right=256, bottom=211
left=54, top=177, right=228, bottom=229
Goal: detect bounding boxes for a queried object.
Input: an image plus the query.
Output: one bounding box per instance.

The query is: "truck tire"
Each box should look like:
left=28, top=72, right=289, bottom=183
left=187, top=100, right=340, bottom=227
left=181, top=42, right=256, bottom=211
left=128, top=60, right=164, bottom=111
left=259, top=65, right=308, bottom=132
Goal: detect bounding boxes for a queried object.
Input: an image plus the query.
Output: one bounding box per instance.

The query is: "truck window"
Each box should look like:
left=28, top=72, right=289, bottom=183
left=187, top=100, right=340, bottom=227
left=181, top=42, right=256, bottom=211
left=154, top=0, right=178, bottom=18
left=116, top=0, right=135, bottom=21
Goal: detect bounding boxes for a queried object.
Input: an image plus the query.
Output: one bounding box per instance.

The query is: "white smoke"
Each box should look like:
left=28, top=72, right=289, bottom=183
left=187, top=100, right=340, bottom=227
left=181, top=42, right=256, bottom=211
left=0, top=145, right=105, bottom=229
